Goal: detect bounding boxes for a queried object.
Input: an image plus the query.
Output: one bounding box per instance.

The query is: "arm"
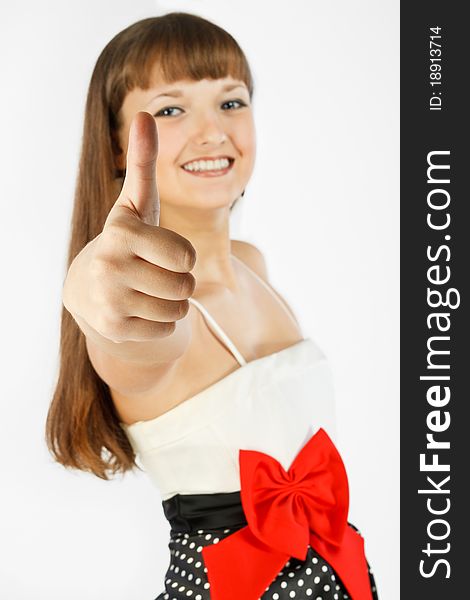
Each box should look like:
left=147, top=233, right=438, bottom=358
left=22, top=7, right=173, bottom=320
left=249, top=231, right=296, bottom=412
left=76, top=311, right=191, bottom=397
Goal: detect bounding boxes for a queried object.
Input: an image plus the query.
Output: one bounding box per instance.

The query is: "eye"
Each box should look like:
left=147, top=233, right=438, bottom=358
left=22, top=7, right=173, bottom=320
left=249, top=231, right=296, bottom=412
left=154, top=106, right=183, bottom=118
left=222, top=99, right=247, bottom=110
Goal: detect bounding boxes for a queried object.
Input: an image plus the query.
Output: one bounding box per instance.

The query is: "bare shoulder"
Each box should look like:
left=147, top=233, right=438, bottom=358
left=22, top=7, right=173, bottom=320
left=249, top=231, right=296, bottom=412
left=231, top=239, right=301, bottom=330
left=230, top=239, right=269, bottom=282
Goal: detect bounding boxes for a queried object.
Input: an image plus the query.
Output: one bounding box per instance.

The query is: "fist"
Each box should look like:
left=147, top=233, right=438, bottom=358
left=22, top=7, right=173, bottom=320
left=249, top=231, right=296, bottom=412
left=64, top=112, right=197, bottom=343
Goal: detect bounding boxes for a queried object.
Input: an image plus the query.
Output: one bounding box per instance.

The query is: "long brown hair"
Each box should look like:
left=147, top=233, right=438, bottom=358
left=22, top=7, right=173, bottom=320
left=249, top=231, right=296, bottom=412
left=45, top=12, right=254, bottom=480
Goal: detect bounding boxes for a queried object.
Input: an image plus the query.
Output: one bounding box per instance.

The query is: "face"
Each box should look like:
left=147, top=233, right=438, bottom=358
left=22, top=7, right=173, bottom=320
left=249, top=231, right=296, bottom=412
left=116, top=73, right=256, bottom=212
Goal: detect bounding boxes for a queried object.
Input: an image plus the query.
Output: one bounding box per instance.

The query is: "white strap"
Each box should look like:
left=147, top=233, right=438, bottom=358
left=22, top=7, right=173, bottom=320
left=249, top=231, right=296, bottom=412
left=188, top=297, right=247, bottom=366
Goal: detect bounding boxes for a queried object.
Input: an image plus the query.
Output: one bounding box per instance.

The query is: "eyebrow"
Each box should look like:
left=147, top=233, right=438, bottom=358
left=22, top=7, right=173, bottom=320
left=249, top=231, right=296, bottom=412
left=149, top=83, right=247, bottom=101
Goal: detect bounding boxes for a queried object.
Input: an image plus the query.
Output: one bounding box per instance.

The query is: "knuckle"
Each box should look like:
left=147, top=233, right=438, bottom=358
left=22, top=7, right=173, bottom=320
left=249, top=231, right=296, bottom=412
left=95, top=312, right=122, bottom=340
left=89, top=254, right=112, bottom=281
left=103, top=219, right=126, bottom=243
left=92, top=277, right=118, bottom=310
left=102, top=219, right=133, bottom=254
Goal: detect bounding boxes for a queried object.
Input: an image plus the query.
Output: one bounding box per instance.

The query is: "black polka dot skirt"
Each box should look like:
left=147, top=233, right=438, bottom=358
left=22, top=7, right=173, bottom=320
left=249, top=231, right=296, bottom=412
left=154, top=492, right=379, bottom=600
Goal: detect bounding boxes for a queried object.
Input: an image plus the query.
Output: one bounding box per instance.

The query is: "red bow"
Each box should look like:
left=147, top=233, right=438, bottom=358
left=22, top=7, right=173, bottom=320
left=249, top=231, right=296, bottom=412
left=202, top=428, right=373, bottom=600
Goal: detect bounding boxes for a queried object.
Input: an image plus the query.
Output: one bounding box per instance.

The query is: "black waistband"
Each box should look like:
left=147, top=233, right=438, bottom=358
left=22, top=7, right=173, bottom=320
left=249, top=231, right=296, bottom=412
left=162, top=491, right=248, bottom=535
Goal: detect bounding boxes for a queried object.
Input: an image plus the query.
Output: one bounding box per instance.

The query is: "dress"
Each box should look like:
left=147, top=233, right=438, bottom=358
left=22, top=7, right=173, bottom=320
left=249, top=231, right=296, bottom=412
left=119, top=255, right=379, bottom=600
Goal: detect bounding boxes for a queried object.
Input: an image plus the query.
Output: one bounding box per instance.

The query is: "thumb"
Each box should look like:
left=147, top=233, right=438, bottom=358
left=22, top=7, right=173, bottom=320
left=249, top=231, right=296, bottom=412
left=120, top=111, right=160, bottom=226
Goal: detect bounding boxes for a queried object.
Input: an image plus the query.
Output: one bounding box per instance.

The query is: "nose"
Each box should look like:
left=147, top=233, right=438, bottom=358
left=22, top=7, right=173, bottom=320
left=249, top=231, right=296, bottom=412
left=192, top=110, right=227, bottom=146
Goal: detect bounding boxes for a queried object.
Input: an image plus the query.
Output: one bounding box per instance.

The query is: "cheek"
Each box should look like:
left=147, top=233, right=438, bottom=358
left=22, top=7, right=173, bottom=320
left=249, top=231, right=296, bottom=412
left=236, top=119, right=256, bottom=157
left=155, top=127, right=183, bottom=173
left=239, top=133, right=256, bottom=176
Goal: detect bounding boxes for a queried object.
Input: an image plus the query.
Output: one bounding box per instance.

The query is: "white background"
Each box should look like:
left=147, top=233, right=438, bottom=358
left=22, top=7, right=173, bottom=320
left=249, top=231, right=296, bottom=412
left=0, top=1, right=399, bottom=598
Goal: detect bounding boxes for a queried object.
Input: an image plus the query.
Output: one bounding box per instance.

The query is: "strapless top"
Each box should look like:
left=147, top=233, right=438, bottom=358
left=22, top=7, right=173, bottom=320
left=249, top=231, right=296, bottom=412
left=120, top=337, right=337, bottom=501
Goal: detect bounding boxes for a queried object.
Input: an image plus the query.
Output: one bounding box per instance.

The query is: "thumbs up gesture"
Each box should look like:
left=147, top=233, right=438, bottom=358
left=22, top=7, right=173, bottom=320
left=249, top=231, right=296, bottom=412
left=63, top=111, right=197, bottom=344
left=107, top=110, right=162, bottom=227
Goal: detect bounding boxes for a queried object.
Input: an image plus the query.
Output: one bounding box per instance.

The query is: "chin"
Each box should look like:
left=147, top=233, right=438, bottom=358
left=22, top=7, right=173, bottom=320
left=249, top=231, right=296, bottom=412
left=162, top=196, right=235, bottom=212
left=180, top=189, right=240, bottom=209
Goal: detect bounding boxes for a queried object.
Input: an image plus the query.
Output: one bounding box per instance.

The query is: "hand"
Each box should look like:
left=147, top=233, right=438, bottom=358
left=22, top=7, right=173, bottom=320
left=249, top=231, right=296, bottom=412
left=63, top=111, right=197, bottom=343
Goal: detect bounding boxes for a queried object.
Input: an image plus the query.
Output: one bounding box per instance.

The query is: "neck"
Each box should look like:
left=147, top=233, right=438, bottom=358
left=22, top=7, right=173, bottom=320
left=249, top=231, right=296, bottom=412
left=159, top=203, right=239, bottom=293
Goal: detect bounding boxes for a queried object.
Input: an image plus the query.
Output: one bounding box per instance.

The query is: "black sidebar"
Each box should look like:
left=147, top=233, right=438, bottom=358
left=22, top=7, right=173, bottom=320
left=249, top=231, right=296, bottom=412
left=401, top=2, right=468, bottom=598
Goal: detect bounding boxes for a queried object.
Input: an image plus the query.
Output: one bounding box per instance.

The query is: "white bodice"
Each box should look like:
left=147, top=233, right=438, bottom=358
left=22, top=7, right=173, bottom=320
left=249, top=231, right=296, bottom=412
left=120, top=337, right=337, bottom=501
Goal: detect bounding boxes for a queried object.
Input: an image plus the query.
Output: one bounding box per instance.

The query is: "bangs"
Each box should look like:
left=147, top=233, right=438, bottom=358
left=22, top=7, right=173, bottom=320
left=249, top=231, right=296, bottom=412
left=109, top=13, right=253, bottom=118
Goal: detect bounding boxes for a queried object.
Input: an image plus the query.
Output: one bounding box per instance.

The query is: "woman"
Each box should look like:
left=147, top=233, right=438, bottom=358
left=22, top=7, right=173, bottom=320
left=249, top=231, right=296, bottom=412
left=46, top=12, right=379, bottom=600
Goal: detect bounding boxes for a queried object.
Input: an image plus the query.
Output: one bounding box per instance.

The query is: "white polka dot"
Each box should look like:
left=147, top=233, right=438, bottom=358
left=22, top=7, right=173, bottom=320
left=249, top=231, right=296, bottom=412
left=171, top=582, right=178, bottom=588
left=181, top=570, right=186, bottom=577
left=289, top=592, right=296, bottom=598
left=272, top=594, right=280, bottom=599
left=213, top=538, right=220, bottom=544
left=186, top=591, right=193, bottom=597
left=334, top=595, right=339, bottom=599
left=195, top=561, right=202, bottom=568
left=180, top=553, right=187, bottom=560
left=187, top=557, right=194, bottom=564
left=286, top=561, right=291, bottom=567
left=197, top=529, right=203, bottom=534
left=223, top=529, right=231, bottom=533
left=203, top=582, right=210, bottom=589
left=196, top=546, right=202, bottom=553
left=195, top=578, right=201, bottom=585
left=178, top=586, right=186, bottom=592
left=321, top=565, right=328, bottom=572
left=288, top=571, right=295, bottom=578
left=306, top=590, right=313, bottom=597
left=306, top=567, right=312, bottom=575
left=182, top=539, right=187, bottom=545
left=189, top=542, right=196, bottom=549
left=203, top=567, right=207, bottom=573
left=281, top=581, right=288, bottom=589
left=314, top=576, right=320, bottom=584
left=205, top=534, right=212, bottom=540
left=312, top=557, right=319, bottom=564
left=297, top=579, right=304, bottom=586
left=323, top=584, right=330, bottom=591
left=331, top=574, right=336, bottom=581
left=188, top=574, right=193, bottom=581
left=195, top=595, right=202, bottom=600
left=315, top=597, right=323, bottom=600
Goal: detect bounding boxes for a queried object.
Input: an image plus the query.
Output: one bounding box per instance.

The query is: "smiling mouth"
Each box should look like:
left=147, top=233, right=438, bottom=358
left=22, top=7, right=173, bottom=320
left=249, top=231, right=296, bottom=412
left=181, top=157, right=235, bottom=177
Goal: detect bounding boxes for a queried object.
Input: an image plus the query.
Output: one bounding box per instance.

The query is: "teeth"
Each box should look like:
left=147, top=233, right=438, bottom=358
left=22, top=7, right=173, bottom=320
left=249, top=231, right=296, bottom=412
left=183, top=158, right=231, bottom=172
